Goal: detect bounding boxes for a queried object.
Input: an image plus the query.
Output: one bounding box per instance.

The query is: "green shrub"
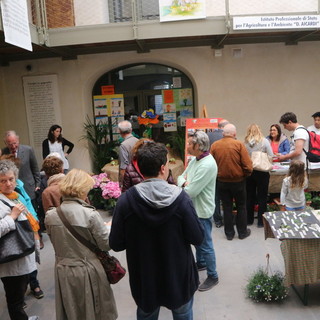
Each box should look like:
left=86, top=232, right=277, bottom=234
left=81, top=116, right=119, bottom=174
left=266, top=203, right=280, bottom=212
left=311, top=196, right=320, bottom=209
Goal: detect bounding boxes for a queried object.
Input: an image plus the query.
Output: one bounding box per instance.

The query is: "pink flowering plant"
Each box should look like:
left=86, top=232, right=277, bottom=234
left=88, top=173, right=121, bottom=211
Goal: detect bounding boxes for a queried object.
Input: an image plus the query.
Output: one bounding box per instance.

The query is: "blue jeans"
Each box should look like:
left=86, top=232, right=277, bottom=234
left=285, top=206, right=305, bottom=211
left=136, top=297, right=193, bottom=320
left=29, top=269, right=40, bottom=290
left=195, top=218, right=218, bottom=279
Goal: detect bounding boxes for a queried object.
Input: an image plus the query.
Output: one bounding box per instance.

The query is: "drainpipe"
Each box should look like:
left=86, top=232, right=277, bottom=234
left=214, top=0, right=230, bottom=49
left=224, top=0, right=231, bottom=41
left=38, top=0, right=49, bottom=45
left=132, top=0, right=138, bottom=39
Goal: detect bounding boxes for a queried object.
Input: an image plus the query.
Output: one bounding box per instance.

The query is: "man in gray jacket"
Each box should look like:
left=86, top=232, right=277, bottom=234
left=2, top=130, right=40, bottom=202
left=118, top=121, right=138, bottom=187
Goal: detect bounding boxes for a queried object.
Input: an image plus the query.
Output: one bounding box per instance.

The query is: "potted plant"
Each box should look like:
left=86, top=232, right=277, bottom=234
left=88, top=173, right=121, bottom=212
left=246, top=254, right=288, bottom=303
left=81, top=116, right=119, bottom=174
left=266, top=202, right=280, bottom=212
left=305, top=192, right=312, bottom=207
left=246, top=268, right=288, bottom=302
left=166, top=126, right=186, bottom=160
left=311, top=196, right=320, bottom=210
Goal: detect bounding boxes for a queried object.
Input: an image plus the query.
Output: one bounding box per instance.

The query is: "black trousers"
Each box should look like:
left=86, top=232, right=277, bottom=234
left=218, top=180, right=248, bottom=238
left=1, top=274, right=29, bottom=320
left=246, top=170, right=270, bottom=226
left=213, top=179, right=223, bottom=224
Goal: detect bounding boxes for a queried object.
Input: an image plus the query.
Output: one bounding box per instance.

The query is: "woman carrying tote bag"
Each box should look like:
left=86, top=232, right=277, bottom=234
left=244, top=124, right=274, bottom=228
left=0, top=160, right=39, bottom=320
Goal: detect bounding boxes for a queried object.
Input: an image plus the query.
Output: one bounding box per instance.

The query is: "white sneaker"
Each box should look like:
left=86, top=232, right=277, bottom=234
left=28, top=316, right=40, bottom=320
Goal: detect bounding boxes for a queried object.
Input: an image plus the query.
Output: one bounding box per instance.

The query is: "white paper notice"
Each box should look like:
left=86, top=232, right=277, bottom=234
left=1, top=0, right=32, bottom=51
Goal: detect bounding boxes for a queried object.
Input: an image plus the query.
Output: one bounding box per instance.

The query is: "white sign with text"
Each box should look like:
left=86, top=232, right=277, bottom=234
left=0, top=0, right=32, bottom=51
left=233, top=15, right=320, bottom=30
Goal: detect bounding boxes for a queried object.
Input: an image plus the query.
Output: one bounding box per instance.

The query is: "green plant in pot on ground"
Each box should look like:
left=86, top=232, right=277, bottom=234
left=166, top=126, right=185, bottom=160
left=305, top=192, right=312, bottom=203
left=311, top=196, right=320, bottom=209
left=82, top=116, right=119, bottom=174
left=246, top=268, right=288, bottom=302
left=305, top=192, right=312, bottom=207
left=247, top=254, right=288, bottom=303
left=266, top=202, right=280, bottom=212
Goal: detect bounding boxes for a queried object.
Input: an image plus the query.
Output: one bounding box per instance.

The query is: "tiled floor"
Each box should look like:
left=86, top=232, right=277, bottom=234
left=1, top=213, right=320, bottom=320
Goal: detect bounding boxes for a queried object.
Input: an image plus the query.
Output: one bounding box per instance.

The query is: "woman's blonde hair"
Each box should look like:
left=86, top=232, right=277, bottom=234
left=244, top=124, right=264, bottom=144
left=288, top=160, right=306, bottom=188
left=60, top=169, right=94, bottom=198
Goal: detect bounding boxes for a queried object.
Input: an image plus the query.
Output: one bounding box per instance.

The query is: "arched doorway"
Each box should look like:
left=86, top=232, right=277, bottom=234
left=92, top=63, right=195, bottom=143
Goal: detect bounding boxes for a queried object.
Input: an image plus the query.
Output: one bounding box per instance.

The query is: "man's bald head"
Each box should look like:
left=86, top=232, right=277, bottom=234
left=223, top=124, right=236, bottom=138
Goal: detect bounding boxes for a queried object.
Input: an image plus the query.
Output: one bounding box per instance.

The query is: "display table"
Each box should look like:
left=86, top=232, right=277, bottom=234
left=269, top=163, right=320, bottom=193
left=101, top=164, right=119, bottom=182
left=263, top=210, right=320, bottom=305
left=102, top=159, right=185, bottom=184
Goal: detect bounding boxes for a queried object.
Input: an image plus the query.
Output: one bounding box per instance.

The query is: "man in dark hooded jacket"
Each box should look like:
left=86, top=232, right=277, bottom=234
left=109, top=142, right=204, bottom=320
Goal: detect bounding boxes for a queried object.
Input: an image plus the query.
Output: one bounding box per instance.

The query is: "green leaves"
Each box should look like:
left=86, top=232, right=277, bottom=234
left=246, top=268, right=288, bottom=302
left=81, top=116, right=119, bottom=174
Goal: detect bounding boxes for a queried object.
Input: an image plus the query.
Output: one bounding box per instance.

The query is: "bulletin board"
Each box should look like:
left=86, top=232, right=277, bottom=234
left=93, top=94, right=125, bottom=140
left=162, top=88, right=194, bottom=131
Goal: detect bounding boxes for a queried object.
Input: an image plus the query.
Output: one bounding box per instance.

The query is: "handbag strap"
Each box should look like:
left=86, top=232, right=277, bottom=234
left=56, top=206, right=99, bottom=255
left=0, top=199, right=14, bottom=209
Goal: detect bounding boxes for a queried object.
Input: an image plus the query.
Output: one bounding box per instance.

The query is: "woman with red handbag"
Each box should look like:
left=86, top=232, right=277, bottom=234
left=45, top=169, right=118, bottom=320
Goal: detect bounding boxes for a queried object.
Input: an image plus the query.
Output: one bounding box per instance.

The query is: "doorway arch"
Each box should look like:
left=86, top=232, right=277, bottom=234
left=92, top=62, right=195, bottom=143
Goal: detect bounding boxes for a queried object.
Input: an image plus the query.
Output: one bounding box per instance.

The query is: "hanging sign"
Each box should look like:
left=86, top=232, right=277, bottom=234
left=101, top=85, right=115, bottom=95
left=1, top=0, right=32, bottom=51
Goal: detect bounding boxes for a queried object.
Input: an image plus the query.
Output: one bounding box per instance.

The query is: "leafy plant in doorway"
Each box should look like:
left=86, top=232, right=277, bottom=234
left=81, top=116, right=119, bottom=174
left=166, top=126, right=186, bottom=160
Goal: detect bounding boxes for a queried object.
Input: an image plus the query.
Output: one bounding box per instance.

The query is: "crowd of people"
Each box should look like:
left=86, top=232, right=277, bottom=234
left=0, top=110, right=318, bottom=320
